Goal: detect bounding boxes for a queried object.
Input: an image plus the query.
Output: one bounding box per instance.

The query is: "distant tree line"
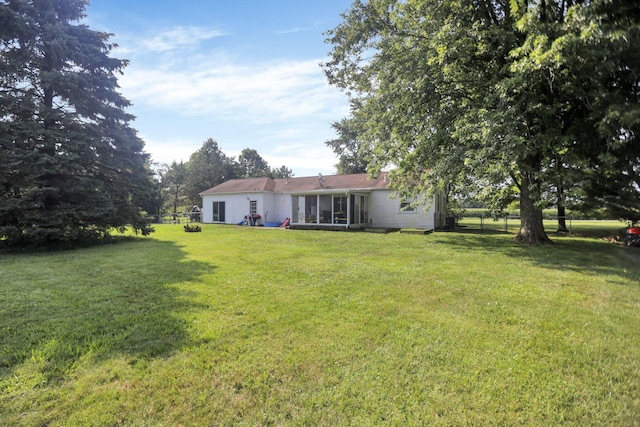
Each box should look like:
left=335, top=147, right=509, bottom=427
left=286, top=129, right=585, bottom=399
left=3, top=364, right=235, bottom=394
left=155, top=138, right=293, bottom=218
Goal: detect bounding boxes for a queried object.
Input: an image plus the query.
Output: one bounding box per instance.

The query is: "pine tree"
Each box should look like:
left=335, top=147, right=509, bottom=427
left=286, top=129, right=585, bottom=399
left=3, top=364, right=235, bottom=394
left=0, top=0, right=154, bottom=247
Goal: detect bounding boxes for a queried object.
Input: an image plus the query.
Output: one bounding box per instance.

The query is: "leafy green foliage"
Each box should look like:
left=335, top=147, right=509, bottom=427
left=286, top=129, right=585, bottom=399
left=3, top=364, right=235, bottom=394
left=0, top=0, right=155, bottom=247
left=238, top=148, right=271, bottom=178
left=270, top=164, right=294, bottom=179
left=325, top=115, right=370, bottom=174
left=323, top=0, right=640, bottom=243
left=184, top=138, right=238, bottom=206
left=160, top=160, right=189, bottom=215
left=176, top=139, right=294, bottom=208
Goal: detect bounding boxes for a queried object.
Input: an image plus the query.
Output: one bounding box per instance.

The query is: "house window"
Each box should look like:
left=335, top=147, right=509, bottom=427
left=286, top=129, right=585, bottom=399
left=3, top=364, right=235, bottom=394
left=212, top=201, right=226, bottom=222
left=250, top=200, right=257, bottom=215
left=400, top=200, right=415, bottom=212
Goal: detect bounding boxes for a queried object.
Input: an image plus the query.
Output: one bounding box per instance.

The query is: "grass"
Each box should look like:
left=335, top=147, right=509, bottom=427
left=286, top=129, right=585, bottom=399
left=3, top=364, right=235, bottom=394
left=1, top=225, right=639, bottom=426
left=457, top=217, right=628, bottom=238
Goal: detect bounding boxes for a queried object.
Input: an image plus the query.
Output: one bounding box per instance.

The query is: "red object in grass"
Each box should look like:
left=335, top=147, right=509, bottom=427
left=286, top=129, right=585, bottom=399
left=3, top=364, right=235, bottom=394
left=628, top=227, right=640, bottom=235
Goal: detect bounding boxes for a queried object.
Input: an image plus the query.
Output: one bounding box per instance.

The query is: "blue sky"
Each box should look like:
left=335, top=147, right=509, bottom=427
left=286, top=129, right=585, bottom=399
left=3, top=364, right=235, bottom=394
left=85, top=0, right=353, bottom=177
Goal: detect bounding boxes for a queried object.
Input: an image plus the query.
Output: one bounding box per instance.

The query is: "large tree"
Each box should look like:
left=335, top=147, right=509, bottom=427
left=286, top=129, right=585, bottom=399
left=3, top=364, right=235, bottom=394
left=237, top=148, right=296, bottom=179
left=568, top=0, right=640, bottom=224
left=0, top=0, right=154, bottom=247
left=238, top=148, right=270, bottom=178
left=185, top=138, right=238, bottom=205
left=270, top=165, right=294, bottom=179
left=325, top=115, right=370, bottom=174
left=324, top=0, right=640, bottom=243
left=161, top=161, right=188, bottom=218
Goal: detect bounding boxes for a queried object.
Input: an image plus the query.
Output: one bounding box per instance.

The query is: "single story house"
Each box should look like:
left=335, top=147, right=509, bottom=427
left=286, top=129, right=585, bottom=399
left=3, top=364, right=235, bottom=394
left=199, top=172, right=447, bottom=230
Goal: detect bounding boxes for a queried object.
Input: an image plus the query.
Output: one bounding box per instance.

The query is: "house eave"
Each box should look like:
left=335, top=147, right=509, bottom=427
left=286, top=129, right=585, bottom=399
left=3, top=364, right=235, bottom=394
left=199, top=190, right=271, bottom=197
left=282, top=187, right=385, bottom=195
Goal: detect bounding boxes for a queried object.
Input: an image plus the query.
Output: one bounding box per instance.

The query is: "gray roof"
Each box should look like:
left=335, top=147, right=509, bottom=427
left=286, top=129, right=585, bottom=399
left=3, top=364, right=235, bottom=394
left=200, top=173, right=391, bottom=196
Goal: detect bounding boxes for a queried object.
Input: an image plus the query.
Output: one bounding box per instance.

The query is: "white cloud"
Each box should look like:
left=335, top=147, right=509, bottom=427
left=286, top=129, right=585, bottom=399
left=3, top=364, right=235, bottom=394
left=115, top=26, right=227, bottom=54
left=113, top=25, right=350, bottom=128
left=119, top=56, right=346, bottom=123
left=144, top=134, right=338, bottom=177
left=275, top=27, right=308, bottom=34
left=113, top=25, right=348, bottom=175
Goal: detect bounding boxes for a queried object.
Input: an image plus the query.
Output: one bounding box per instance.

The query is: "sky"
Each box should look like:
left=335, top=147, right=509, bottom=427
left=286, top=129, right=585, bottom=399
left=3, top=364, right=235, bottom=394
left=84, top=0, right=354, bottom=178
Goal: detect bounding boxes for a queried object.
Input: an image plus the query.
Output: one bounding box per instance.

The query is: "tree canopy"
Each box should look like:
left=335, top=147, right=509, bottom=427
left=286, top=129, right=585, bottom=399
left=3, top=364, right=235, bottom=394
left=323, top=0, right=640, bottom=243
left=161, top=160, right=188, bottom=216
left=238, top=148, right=271, bottom=178
left=325, top=115, right=370, bottom=175
left=0, top=0, right=155, bottom=247
left=237, top=148, right=294, bottom=179
left=184, top=138, right=238, bottom=206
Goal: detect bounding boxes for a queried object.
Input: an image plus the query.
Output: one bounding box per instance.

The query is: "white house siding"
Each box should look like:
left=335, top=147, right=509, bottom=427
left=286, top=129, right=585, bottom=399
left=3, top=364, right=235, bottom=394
left=201, top=186, right=442, bottom=230
left=261, top=195, right=275, bottom=224
left=258, top=193, right=292, bottom=224
left=368, top=190, right=435, bottom=229
left=201, top=193, right=266, bottom=224
left=272, top=194, right=292, bottom=224
left=200, top=195, right=213, bottom=223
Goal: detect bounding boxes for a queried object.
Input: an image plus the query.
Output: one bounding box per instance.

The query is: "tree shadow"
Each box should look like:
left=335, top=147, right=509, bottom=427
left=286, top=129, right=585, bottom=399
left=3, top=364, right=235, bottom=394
left=437, top=230, right=640, bottom=285
left=0, top=237, right=212, bottom=384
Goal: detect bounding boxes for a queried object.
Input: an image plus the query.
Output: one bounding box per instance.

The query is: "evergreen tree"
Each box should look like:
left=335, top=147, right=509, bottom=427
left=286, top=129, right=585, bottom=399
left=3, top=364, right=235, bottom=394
left=0, top=0, right=154, bottom=247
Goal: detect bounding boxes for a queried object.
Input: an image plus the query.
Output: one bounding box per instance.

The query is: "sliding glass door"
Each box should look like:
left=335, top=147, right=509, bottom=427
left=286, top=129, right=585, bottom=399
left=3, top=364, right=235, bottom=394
left=212, top=201, right=225, bottom=222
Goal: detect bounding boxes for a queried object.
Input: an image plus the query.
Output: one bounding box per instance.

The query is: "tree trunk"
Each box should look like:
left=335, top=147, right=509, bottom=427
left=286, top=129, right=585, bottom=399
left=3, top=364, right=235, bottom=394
left=556, top=183, right=569, bottom=233
left=515, top=169, right=553, bottom=244
left=555, top=160, right=569, bottom=232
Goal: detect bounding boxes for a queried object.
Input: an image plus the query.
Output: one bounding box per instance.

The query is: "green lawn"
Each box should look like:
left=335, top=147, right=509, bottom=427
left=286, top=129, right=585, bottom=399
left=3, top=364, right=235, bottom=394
left=458, top=216, right=628, bottom=238
left=1, top=225, right=639, bottom=426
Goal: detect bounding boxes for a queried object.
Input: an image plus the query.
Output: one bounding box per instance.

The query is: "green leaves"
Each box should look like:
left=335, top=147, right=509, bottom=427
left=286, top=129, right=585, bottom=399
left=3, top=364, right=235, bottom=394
left=324, top=0, right=640, bottom=240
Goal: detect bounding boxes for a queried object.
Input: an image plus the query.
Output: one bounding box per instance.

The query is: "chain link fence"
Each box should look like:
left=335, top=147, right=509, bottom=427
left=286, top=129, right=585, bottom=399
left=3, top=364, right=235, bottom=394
left=146, top=211, right=201, bottom=224
left=456, top=213, right=575, bottom=234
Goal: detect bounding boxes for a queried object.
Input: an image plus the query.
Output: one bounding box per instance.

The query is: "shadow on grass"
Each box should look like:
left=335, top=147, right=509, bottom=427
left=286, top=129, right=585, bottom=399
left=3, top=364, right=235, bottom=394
left=439, top=229, right=640, bottom=285
left=0, top=237, right=212, bottom=384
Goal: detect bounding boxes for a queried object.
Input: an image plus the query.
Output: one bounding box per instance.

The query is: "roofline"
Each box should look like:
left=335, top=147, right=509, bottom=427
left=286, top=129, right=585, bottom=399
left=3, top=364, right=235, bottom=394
left=200, top=187, right=390, bottom=197
left=287, top=188, right=382, bottom=195
left=198, top=189, right=271, bottom=197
